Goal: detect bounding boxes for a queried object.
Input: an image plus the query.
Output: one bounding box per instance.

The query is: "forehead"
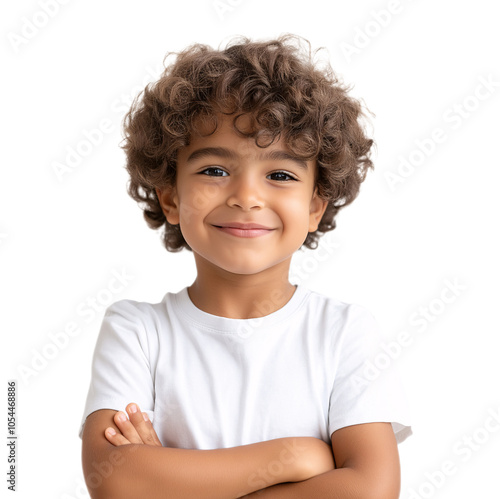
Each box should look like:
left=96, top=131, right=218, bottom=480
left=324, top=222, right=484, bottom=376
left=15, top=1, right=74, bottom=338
left=177, top=112, right=314, bottom=170
left=190, top=112, right=256, bottom=139
left=181, top=112, right=274, bottom=156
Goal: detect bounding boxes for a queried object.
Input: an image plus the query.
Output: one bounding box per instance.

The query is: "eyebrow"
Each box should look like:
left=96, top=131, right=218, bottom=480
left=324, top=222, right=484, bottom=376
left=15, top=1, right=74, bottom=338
left=186, top=146, right=309, bottom=170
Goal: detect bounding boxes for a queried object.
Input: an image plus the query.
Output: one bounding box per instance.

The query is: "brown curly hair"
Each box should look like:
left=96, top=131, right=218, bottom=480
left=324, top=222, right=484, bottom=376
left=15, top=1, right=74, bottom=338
left=121, top=34, right=374, bottom=252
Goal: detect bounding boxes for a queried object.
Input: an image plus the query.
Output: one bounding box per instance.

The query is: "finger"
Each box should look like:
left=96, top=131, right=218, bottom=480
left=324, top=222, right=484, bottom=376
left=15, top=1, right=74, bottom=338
left=125, top=403, right=160, bottom=446
left=142, top=412, right=163, bottom=446
left=113, top=411, right=144, bottom=444
left=104, top=426, right=132, bottom=446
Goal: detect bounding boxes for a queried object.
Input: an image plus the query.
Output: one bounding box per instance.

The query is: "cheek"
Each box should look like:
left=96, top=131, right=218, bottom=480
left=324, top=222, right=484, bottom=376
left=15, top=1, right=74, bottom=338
left=181, top=182, right=223, bottom=215
left=280, top=197, right=312, bottom=228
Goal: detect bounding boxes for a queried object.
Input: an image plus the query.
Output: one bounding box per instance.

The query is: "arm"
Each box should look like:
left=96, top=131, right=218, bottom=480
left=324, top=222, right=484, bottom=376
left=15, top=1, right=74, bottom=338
left=241, top=422, right=401, bottom=499
left=81, top=404, right=335, bottom=499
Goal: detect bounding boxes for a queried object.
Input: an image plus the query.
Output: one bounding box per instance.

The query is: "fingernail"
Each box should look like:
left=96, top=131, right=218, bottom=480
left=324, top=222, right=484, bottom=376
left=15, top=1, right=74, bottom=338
left=117, top=412, right=127, bottom=422
left=128, top=404, right=137, bottom=414
left=107, top=428, right=116, bottom=436
left=143, top=412, right=149, bottom=422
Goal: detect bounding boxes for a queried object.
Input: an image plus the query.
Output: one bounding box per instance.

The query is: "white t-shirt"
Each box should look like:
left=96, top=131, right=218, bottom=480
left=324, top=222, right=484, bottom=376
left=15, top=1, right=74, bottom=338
left=79, top=285, right=412, bottom=448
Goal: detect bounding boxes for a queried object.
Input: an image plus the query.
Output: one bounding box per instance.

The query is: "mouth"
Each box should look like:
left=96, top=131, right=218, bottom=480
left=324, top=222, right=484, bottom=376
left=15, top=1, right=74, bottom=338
left=215, top=222, right=272, bottom=230
left=212, top=222, right=275, bottom=238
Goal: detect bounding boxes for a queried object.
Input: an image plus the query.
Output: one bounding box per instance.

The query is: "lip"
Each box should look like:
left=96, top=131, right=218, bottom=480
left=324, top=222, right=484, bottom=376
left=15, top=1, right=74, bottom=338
left=215, top=222, right=273, bottom=230
left=212, top=222, right=275, bottom=238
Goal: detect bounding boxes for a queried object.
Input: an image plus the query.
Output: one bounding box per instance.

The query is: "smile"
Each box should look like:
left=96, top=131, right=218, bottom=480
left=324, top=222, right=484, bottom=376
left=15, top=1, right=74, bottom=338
left=212, top=223, right=275, bottom=238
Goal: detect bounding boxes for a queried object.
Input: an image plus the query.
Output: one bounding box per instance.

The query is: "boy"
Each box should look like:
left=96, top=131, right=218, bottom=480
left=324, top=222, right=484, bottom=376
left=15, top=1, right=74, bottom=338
left=80, top=34, right=412, bottom=498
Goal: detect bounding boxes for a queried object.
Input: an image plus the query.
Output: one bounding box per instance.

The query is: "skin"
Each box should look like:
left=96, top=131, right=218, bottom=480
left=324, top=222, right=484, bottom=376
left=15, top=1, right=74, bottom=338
left=155, top=112, right=329, bottom=319
left=82, top=113, right=402, bottom=498
left=83, top=406, right=336, bottom=498
left=106, top=403, right=162, bottom=447
left=98, top=404, right=400, bottom=498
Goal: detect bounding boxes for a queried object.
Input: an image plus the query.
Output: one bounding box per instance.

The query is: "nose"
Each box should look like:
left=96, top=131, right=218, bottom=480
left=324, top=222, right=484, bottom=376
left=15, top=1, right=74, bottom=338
left=226, top=174, right=264, bottom=211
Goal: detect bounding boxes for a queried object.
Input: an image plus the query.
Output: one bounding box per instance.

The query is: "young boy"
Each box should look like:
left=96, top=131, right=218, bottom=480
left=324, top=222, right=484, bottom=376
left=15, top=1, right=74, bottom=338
left=79, top=34, right=412, bottom=498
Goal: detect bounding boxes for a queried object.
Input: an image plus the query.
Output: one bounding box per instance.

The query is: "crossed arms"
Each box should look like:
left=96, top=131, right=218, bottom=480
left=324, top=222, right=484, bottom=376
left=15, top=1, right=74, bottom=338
left=81, top=402, right=400, bottom=499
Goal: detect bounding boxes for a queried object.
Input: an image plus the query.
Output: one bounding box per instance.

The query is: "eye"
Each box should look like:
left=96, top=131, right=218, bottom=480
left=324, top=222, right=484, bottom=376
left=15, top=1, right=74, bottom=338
left=199, top=167, right=228, bottom=177
left=267, top=171, right=297, bottom=182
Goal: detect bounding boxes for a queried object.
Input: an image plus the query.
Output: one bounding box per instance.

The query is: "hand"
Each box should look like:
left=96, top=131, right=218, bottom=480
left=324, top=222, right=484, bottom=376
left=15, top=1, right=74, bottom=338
left=104, top=402, right=162, bottom=447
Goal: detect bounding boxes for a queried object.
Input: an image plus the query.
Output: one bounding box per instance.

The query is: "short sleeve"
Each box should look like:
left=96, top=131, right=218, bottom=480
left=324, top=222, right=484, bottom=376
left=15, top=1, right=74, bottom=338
left=78, top=300, right=155, bottom=438
left=328, top=304, right=412, bottom=444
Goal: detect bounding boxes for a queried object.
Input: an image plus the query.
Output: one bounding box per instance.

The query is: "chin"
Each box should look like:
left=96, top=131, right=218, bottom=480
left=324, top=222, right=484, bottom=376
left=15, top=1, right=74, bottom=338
left=222, top=265, right=267, bottom=276
left=216, top=259, right=274, bottom=276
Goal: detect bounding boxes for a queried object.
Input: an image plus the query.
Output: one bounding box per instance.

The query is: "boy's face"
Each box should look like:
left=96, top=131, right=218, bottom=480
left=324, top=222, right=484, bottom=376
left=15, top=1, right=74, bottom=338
left=156, top=113, right=327, bottom=277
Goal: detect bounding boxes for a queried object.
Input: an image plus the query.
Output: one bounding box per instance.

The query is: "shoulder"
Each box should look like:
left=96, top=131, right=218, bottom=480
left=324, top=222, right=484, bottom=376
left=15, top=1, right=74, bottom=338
left=300, top=286, right=348, bottom=317
left=103, top=296, right=161, bottom=321
left=95, top=290, right=178, bottom=353
left=103, top=289, right=175, bottom=326
left=301, top=286, right=377, bottom=329
left=300, top=287, right=381, bottom=349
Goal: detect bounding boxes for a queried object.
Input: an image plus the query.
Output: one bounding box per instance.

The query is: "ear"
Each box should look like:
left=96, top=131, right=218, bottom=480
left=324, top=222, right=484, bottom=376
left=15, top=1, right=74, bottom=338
left=155, top=185, right=180, bottom=225
left=308, top=188, right=328, bottom=232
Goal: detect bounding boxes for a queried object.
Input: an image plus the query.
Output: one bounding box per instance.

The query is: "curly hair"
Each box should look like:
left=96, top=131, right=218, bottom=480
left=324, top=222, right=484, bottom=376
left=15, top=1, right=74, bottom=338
left=121, top=34, right=374, bottom=252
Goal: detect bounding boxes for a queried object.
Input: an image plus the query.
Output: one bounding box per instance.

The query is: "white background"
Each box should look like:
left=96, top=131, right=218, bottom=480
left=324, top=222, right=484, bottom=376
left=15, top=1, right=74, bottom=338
left=2, top=0, right=499, bottom=497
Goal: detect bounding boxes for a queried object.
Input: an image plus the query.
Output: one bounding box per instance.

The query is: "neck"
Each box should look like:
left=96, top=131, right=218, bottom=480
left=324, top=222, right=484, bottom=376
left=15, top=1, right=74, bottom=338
left=188, top=257, right=296, bottom=319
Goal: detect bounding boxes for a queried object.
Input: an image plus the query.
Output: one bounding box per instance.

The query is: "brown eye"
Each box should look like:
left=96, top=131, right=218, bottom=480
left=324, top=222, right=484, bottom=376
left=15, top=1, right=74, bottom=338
left=267, top=171, right=297, bottom=181
left=199, top=167, right=228, bottom=177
